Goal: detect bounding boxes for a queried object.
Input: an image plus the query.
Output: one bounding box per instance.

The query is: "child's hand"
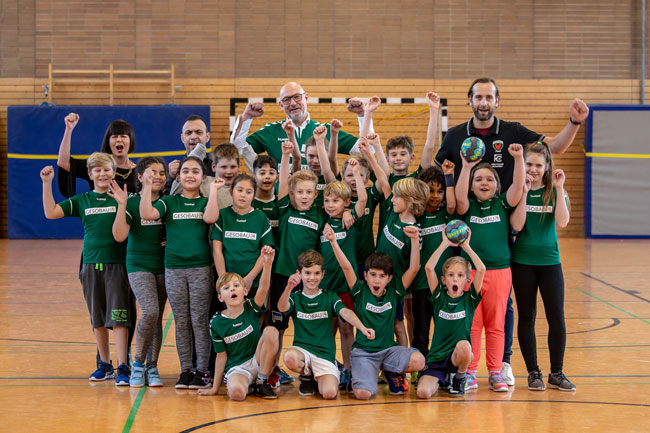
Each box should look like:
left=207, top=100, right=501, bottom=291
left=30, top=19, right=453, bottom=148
left=342, top=210, right=355, bottom=230
left=366, top=132, right=381, bottom=149
left=323, top=223, right=336, bottom=242
left=211, top=177, right=226, bottom=191
left=459, top=150, right=482, bottom=168
left=261, top=245, right=275, bottom=265
left=361, top=327, right=375, bottom=340
left=282, top=120, right=295, bottom=137
left=347, top=97, right=365, bottom=115
left=570, top=99, right=589, bottom=123
left=523, top=174, right=533, bottom=193
left=64, top=113, right=79, bottom=131
left=349, top=158, right=362, bottom=177
left=286, top=271, right=302, bottom=291
left=107, top=180, right=128, bottom=205
left=358, top=137, right=372, bottom=158
left=330, top=119, right=343, bottom=135
left=552, top=169, right=566, bottom=189
left=442, top=159, right=455, bottom=175
left=243, top=101, right=265, bottom=120
left=403, top=225, right=420, bottom=240
left=508, top=143, right=524, bottom=159
left=365, top=96, right=381, bottom=114
left=168, top=160, right=180, bottom=179
left=459, top=228, right=473, bottom=250
left=40, top=165, right=55, bottom=183
left=313, top=124, right=327, bottom=142
left=197, top=387, right=218, bottom=396
left=425, top=91, right=441, bottom=111
left=281, top=140, right=294, bottom=156
left=141, top=167, right=154, bottom=187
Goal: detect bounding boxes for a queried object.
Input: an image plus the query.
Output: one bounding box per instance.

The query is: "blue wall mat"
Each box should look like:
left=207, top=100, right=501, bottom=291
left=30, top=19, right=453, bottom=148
left=8, top=105, right=210, bottom=239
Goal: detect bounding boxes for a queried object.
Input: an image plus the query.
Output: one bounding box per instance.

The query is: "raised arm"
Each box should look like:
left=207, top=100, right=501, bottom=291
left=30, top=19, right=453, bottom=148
left=553, top=169, right=570, bottom=228
left=203, top=177, right=226, bottom=224
left=41, top=166, right=65, bottom=219
left=421, top=92, right=441, bottom=169
left=454, top=154, right=481, bottom=215
left=139, top=168, right=162, bottom=220
left=324, top=224, right=357, bottom=289
left=506, top=143, right=525, bottom=207
left=277, top=272, right=301, bottom=313
left=277, top=141, right=294, bottom=200
left=425, top=235, right=454, bottom=293
left=57, top=113, right=79, bottom=171
left=106, top=180, right=130, bottom=242
left=328, top=119, right=342, bottom=177
left=254, top=246, right=275, bottom=308
left=401, top=225, right=421, bottom=289
left=350, top=159, right=368, bottom=218
left=230, top=102, right=265, bottom=172
left=362, top=134, right=391, bottom=199
left=460, top=231, right=486, bottom=293
left=510, top=174, right=532, bottom=232
left=544, top=99, right=589, bottom=154
left=313, top=124, right=336, bottom=183
left=282, top=120, right=302, bottom=174
left=441, top=160, right=456, bottom=215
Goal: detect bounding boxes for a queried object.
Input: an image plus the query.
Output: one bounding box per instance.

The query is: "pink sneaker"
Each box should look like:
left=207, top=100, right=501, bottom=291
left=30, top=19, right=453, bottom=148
left=465, top=370, right=478, bottom=390
left=489, top=372, right=508, bottom=392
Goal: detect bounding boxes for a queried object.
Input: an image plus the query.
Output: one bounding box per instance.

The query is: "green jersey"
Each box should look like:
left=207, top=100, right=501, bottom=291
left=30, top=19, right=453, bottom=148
left=275, top=195, right=327, bottom=277
left=252, top=196, right=279, bottom=245
left=211, top=207, right=274, bottom=286
left=124, top=194, right=165, bottom=274
left=246, top=118, right=358, bottom=168
left=427, top=283, right=481, bottom=363
left=287, top=289, right=345, bottom=363
left=375, top=197, right=418, bottom=281
left=348, top=186, right=381, bottom=264
left=512, top=187, right=563, bottom=266
left=411, top=208, right=454, bottom=291
left=375, top=166, right=422, bottom=232
left=319, top=217, right=358, bottom=294
left=210, top=298, right=265, bottom=374
left=59, top=191, right=126, bottom=264
left=153, top=195, right=211, bottom=269
left=460, top=193, right=514, bottom=270
left=350, top=279, right=407, bottom=353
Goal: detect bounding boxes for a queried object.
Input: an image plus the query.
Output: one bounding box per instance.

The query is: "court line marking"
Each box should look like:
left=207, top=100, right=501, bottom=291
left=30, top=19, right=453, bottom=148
left=179, top=399, right=650, bottom=432
left=581, top=273, right=650, bottom=304
left=121, top=311, right=174, bottom=433
left=575, top=288, right=650, bottom=325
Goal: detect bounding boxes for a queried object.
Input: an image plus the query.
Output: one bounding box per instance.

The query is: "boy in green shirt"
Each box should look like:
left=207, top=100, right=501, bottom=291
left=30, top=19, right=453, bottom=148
left=278, top=250, right=374, bottom=400
left=417, top=230, right=486, bottom=398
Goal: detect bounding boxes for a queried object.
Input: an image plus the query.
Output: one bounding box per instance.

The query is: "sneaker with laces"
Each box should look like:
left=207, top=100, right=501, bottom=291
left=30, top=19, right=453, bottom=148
left=130, top=362, right=145, bottom=387
left=465, top=371, right=478, bottom=390
left=278, top=367, right=295, bottom=384
left=175, top=369, right=194, bottom=389
left=527, top=370, right=545, bottom=391
left=384, top=371, right=409, bottom=395
left=298, top=374, right=316, bottom=396
left=189, top=370, right=212, bottom=389
left=488, top=372, right=508, bottom=392
left=448, top=374, right=466, bottom=396
left=268, top=367, right=281, bottom=389
left=339, top=369, right=351, bottom=391
left=548, top=372, right=576, bottom=391
left=146, top=365, right=163, bottom=387
left=501, top=362, right=515, bottom=386
left=89, top=361, right=115, bottom=381
left=116, top=363, right=130, bottom=386
left=256, top=379, right=278, bottom=399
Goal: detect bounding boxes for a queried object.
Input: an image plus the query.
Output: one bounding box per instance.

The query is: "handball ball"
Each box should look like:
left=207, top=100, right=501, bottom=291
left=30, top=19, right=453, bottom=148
left=461, top=137, right=485, bottom=162
left=445, top=219, right=469, bottom=244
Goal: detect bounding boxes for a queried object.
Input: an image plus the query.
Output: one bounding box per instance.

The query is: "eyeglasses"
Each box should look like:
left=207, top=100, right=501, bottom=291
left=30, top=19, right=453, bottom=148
left=183, top=129, right=205, bottom=136
left=280, top=93, right=305, bottom=105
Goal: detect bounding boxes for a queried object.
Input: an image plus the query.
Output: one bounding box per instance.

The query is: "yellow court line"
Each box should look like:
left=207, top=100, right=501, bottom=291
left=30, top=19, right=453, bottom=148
left=7, top=149, right=211, bottom=160
left=585, top=152, right=650, bottom=159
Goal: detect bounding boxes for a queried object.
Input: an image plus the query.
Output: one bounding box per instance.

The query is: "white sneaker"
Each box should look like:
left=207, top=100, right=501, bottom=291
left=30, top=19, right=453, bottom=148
left=501, top=362, right=515, bottom=386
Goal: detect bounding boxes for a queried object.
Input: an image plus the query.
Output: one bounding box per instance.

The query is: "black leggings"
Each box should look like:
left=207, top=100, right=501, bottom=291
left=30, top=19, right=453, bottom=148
left=411, top=289, right=433, bottom=357
left=511, top=262, right=566, bottom=374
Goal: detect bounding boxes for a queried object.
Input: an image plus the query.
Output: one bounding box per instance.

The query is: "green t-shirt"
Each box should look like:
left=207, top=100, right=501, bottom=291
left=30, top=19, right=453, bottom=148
left=252, top=196, right=279, bottom=245
left=153, top=195, right=211, bottom=269
left=512, top=187, right=563, bottom=266
left=124, top=194, right=165, bottom=274
left=287, top=289, right=345, bottom=363
left=427, top=283, right=481, bottom=363
left=275, top=195, right=327, bottom=276
left=210, top=298, right=265, bottom=374
left=319, top=217, right=358, bottom=294
left=350, top=278, right=407, bottom=353
left=411, top=208, right=454, bottom=291
left=348, top=186, right=381, bottom=264
left=246, top=119, right=358, bottom=168
left=460, top=193, right=514, bottom=270
left=59, top=191, right=126, bottom=264
left=211, top=206, right=274, bottom=286
left=375, top=197, right=418, bottom=281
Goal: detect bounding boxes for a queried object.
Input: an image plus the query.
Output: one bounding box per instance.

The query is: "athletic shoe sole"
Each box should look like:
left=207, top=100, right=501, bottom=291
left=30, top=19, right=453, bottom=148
left=547, top=383, right=575, bottom=391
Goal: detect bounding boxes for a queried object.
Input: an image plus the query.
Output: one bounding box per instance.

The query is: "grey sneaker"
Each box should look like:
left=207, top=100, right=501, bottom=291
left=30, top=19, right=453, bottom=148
left=500, top=362, right=515, bottom=386
left=548, top=372, right=576, bottom=391
left=527, top=370, right=545, bottom=391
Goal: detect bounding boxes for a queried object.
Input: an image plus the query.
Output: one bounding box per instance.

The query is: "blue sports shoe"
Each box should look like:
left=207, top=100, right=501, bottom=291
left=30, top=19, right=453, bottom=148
left=116, top=363, right=130, bottom=386
left=278, top=367, right=295, bottom=384
left=146, top=365, right=163, bottom=387
left=89, top=361, right=115, bottom=381
left=130, top=362, right=145, bottom=387
left=339, top=369, right=352, bottom=391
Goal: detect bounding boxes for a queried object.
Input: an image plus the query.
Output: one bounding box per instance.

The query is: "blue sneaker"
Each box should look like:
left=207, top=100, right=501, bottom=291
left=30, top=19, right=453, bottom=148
left=130, top=362, right=145, bottom=387
left=146, top=365, right=163, bottom=387
left=116, top=363, right=130, bottom=386
left=277, top=367, right=295, bottom=384
left=89, top=361, right=115, bottom=381
left=339, top=368, right=351, bottom=391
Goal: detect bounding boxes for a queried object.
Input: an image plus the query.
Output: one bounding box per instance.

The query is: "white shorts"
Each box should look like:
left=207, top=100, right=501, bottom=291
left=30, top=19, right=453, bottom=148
left=225, top=357, right=259, bottom=386
left=290, top=346, right=340, bottom=381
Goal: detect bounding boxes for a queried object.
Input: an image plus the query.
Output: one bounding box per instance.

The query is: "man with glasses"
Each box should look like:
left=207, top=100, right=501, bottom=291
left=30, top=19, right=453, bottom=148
left=230, top=82, right=365, bottom=171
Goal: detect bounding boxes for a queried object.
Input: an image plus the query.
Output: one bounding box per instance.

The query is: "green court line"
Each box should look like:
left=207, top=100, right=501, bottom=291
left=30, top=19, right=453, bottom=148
left=121, top=311, right=174, bottom=433
left=575, top=288, right=650, bottom=325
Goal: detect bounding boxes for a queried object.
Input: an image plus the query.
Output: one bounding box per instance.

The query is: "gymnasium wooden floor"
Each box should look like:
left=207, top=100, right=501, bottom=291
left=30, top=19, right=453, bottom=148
left=1, top=238, right=649, bottom=432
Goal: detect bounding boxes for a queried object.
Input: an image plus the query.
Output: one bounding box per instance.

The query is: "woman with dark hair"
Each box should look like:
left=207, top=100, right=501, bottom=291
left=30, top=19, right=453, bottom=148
left=57, top=113, right=137, bottom=198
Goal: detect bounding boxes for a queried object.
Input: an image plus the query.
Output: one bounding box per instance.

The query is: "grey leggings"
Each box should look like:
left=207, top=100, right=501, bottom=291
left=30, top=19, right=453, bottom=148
left=164, top=266, right=213, bottom=371
left=128, top=272, right=166, bottom=366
